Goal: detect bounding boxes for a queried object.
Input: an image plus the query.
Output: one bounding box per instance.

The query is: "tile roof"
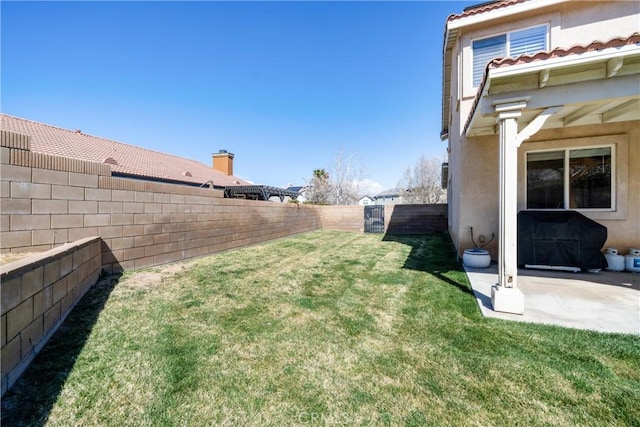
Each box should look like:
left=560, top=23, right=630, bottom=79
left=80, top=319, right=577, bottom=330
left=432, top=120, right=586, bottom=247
left=489, top=33, right=640, bottom=68
left=447, top=0, right=527, bottom=22
left=0, top=114, right=249, bottom=187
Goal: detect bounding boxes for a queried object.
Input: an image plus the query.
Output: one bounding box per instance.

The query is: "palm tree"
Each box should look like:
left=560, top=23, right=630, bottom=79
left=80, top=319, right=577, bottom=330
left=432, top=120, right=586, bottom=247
left=313, top=169, right=329, bottom=180
left=308, top=169, right=331, bottom=204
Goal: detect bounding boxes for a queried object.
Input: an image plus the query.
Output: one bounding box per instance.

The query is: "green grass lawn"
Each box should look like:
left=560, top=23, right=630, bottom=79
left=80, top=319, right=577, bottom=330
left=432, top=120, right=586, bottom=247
left=3, top=230, right=639, bottom=426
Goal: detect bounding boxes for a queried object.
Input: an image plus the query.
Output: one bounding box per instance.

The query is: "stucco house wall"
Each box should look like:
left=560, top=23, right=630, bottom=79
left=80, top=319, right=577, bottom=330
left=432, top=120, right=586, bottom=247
left=444, top=0, right=640, bottom=259
left=453, top=122, right=639, bottom=258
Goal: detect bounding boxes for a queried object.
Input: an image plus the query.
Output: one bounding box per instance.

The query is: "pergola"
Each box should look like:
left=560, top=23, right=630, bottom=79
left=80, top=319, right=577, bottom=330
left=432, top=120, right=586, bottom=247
left=224, top=185, right=300, bottom=202
left=464, top=35, right=640, bottom=313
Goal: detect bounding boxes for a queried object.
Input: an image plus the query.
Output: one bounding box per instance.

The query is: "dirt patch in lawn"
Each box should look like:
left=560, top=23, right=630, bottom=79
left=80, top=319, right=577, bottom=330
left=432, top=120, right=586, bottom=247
left=118, top=262, right=190, bottom=290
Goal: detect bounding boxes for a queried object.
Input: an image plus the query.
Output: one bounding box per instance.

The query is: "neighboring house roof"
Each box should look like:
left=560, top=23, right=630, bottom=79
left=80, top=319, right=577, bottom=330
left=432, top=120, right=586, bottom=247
left=375, top=189, right=402, bottom=198
left=464, top=33, right=640, bottom=136
left=0, top=114, right=249, bottom=187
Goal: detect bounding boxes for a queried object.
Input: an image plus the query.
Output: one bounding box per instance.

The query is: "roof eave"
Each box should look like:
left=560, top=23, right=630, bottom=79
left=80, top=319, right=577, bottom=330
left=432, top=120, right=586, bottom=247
left=447, top=0, right=568, bottom=29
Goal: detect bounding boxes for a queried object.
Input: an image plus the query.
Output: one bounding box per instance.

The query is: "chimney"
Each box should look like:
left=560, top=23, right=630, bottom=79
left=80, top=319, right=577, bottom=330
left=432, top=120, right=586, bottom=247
left=212, top=149, right=234, bottom=176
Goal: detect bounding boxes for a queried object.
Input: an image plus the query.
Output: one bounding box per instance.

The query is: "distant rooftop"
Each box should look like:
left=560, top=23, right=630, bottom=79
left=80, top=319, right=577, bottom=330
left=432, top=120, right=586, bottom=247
left=0, top=114, right=249, bottom=188
left=375, top=189, right=402, bottom=198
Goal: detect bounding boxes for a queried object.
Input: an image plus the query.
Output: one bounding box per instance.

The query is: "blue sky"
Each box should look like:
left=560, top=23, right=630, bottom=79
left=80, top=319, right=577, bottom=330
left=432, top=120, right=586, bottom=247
left=2, top=1, right=477, bottom=194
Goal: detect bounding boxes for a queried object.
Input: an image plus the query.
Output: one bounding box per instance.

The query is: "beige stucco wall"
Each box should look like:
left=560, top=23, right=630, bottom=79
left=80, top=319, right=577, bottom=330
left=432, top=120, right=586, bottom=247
left=450, top=121, right=639, bottom=259
left=449, top=133, right=499, bottom=257
left=445, top=0, right=640, bottom=259
left=555, top=1, right=640, bottom=46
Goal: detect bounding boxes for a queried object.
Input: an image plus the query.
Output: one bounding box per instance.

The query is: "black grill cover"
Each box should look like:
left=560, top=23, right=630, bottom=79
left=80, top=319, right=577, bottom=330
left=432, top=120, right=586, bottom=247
left=518, top=211, right=607, bottom=270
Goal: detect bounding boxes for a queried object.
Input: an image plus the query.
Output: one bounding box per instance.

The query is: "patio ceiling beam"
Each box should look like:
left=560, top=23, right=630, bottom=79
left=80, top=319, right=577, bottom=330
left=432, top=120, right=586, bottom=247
left=603, top=99, right=640, bottom=122
left=562, top=103, right=603, bottom=126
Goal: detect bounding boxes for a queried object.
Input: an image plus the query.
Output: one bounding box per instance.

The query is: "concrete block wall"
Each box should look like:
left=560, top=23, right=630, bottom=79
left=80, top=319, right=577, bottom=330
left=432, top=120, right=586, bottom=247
left=93, top=177, right=322, bottom=272
left=1, top=237, right=101, bottom=395
left=321, top=205, right=365, bottom=232
left=385, top=204, right=448, bottom=234
left=1, top=131, right=323, bottom=272
left=321, top=204, right=448, bottom=234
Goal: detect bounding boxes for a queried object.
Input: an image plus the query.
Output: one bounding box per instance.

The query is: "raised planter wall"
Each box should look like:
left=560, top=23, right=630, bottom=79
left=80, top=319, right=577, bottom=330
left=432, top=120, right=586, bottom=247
left=1, top=237, right=101, bottom=395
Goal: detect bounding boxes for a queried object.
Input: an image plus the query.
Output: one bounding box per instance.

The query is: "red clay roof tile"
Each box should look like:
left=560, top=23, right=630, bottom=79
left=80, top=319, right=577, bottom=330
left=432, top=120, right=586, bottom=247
left=0, top=114, right=249, bottom=187
left=447, top=0, right=527, bottom=22
left=489, top=33, right=640, bottom=68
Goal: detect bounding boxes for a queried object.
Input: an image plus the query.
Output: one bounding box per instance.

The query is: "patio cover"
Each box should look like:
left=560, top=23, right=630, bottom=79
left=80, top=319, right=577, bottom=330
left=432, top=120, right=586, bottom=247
left=464, top=33, right=640, bottom=311
left=465, top=34, right=640, bottom=138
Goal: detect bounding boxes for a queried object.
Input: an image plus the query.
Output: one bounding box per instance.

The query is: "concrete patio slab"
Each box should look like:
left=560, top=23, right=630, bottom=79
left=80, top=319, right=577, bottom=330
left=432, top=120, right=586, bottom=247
left=465, top=264, right=640, bottom=335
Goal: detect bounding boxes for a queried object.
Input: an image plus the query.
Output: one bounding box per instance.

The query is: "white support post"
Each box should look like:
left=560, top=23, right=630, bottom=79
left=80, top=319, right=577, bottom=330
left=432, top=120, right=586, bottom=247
left=491, top=99, right=527, bottom=314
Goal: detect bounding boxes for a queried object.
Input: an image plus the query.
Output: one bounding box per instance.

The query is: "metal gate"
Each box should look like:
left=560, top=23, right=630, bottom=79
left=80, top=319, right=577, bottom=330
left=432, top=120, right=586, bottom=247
left=364, top=205, right=385, bottom=233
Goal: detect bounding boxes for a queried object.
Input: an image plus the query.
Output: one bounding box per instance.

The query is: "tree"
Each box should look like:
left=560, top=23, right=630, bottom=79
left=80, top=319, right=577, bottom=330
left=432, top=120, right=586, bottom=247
left=305, top=149, right=366, bottom=205
left=305, top=168, right=332, bottom=204
left=329, top=148, right=364, bottom=205
left=398, top=155, right=447, bottom=204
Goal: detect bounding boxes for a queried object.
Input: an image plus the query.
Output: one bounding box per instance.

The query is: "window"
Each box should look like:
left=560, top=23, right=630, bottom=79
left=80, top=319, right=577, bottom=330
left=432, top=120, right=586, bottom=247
left=472, top=25, right=547, bottom=86
left=441, top=162, right=449, bottom=189
left=526, top=147, right=613, bottom=210
left=527, top=151, right=564, bottom=209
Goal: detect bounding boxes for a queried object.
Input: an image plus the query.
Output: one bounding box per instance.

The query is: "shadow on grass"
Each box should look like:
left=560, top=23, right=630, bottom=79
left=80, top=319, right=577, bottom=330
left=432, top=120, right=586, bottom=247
left=1, top=271, right=121, bottom=427
left=382, top=233, right=473, bottom=297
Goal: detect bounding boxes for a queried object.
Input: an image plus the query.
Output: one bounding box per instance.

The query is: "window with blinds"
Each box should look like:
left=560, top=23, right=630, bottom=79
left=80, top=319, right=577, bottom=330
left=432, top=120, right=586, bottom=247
left=472, top=35, right=506, bottom=87
left=472, top=25, right=548, bottom=87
